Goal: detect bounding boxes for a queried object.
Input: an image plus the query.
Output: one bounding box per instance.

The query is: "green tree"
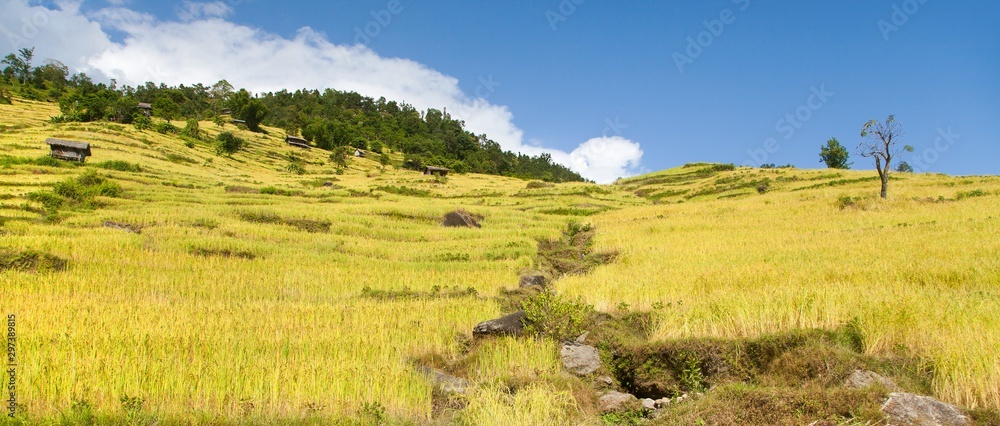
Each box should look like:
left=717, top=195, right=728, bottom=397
left=329, top=146, right=351, bottom=169
left=859, top=115, right=914, bottom=199
left=183, top=119, right=201, bottom=140
left=896, top=161, right=913, bottom=173
left=215, top=131, right=245, bottom=156
left=819, top=138, right=852, bottom=169
left=1, top=47, right=34, bottom=84
left=240, top=99, right=268, bottom=132
left=133, top=114, right=151, bottom=132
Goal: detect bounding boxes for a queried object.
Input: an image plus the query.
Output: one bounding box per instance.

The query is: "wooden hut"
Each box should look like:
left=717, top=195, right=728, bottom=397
left=285, top=135, right=310, bottom=149
left=46, top=138, right=92, bottom=163
left=137, top=102, right=152, bottom=117
left=423, top=166, right=450, bottom=176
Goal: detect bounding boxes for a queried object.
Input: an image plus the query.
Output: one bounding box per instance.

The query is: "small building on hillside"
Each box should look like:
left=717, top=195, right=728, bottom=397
left=423, top=166, right=450, bottom=176
left=220, top=108, right=231, bottom=115
left=232, top=119, right=247, bottom=126
left=46, top=138, right=92, bottom=163
left=353, top=149, right=365, bottom=158
left=285, top=135, right=310, bottom=149
left=137, top=102, right=153, bottom=117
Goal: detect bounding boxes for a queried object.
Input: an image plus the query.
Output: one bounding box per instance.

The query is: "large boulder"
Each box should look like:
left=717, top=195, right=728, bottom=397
left=417, top=366, right=470, bottom=395
left=881, top=392, right=970, bottom=426
left=560, top=343, right=601, bottom=376
left=519, top=274, right=546, bottom=288
left=442, top=209, right=481, bottom=228
left=599, top=391, right=639, bottom=413
left=472, top=311, right=526, bottom=338
left=845, top=370, right=899, bottom=391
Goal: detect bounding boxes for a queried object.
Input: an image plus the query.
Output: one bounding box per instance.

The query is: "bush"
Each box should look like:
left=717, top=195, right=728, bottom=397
left=94, top=160, right=142, bottom=173
left=182, top=119, right=201, bottom=139
left=33, top=155, right=61, bottom=167
left=30, top=170, right=122, bottom=212
left=522, top=290, right=593, bottom=342
left=132, top=114, right=151, bottom=132
left=215, top=131, right=245, bottom=156
left=154, top=120, right=179, bottom=135
left=285, top=162, right=306, bottom=175
left=957, top=189, right=987, bottom=200
left=836, top=195, right=859, bottom=210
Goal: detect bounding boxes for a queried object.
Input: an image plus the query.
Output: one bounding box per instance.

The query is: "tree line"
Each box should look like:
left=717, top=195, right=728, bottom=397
left=1, top=48, right=584, bottom=183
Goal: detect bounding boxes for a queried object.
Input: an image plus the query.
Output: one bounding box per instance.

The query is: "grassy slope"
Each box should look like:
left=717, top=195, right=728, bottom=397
left=1, top=99, right=998, bottom=424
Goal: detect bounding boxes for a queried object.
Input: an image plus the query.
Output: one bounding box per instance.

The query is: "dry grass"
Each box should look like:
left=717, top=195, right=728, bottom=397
left=1, top=99, right=998, bottom=423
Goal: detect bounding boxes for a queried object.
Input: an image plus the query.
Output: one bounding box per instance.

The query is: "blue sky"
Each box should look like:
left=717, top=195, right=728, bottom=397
left=6, top=0, right=999, bottom=180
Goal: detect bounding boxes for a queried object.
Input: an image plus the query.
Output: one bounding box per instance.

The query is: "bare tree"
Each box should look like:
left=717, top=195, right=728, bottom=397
left=859, top=115, right=913, bottom=198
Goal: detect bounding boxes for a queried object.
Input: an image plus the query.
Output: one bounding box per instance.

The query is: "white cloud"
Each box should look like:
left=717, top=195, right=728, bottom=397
left=2, top=0, right=644, bottom=183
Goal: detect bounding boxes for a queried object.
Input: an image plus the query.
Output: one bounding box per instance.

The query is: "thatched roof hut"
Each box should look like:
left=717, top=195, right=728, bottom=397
left=137, top=102, right=152, bottom=117
left=46, top=138, right=92, bottom=162
left=285, top=135, right=310, bottom=149
left=423, top=166, right=450, bottom=176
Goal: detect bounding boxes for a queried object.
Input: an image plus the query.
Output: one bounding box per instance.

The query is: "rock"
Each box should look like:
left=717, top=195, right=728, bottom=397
left=103, top=220, right=142, bottom=234
left=640, top=398, right=656, bottom=411
left=845, top=370, right=899, bottom=391
left=442, top=209, right=481, bottom=228
left=472, top=310, right=526, bottom=338
left=560, top=343, right=601, bottom=376
left=654, top=397, right=672, bottom=408
left=519, top=274, right=546, bottom=288
left=881, top=392, right=970, bottom=426
left=417, top=366, right=470, bottom=395
left=596, top=376, right=615, bottom=387
left=599, top=391, right=639, bottom=413
left=575, top=331, right=589, bottom=344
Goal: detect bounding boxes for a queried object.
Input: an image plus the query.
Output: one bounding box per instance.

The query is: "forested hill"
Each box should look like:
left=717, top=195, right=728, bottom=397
left=0, top=49, right=584, bottom=182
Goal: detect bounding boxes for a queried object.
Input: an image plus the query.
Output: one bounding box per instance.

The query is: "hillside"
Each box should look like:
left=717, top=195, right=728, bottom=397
left=1, top=98, right=999, bottom=425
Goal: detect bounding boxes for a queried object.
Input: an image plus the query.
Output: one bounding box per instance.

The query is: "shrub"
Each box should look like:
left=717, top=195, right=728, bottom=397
left=836, top=195, right=859, bottom=210
left=95, top=160, right=142, bottom=173
left=525, top=181, right=554, bottom=189
left=154, top=120, right=179, bottom=135
left=33, top=170, right=122, bottom=212
left=182, top=119, right=201, bottom=139
left=132, top=114, right=151, bottom=132
left=285, top=162, right=306, bottom=175
left=215, top=131, right=245, bottom=156
left=957, top=189, right=987, bottom=200
left=0, top=249, right=68, bottom=272
left=522, top=290, right=593, bottom=342
left=32, top=155, right=61, bottom=167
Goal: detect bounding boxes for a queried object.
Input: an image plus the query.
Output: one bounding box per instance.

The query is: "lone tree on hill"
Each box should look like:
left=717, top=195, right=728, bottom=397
left=819, top=137, right=852, bottom=169
left=859, top=115, right=913, bottom=198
